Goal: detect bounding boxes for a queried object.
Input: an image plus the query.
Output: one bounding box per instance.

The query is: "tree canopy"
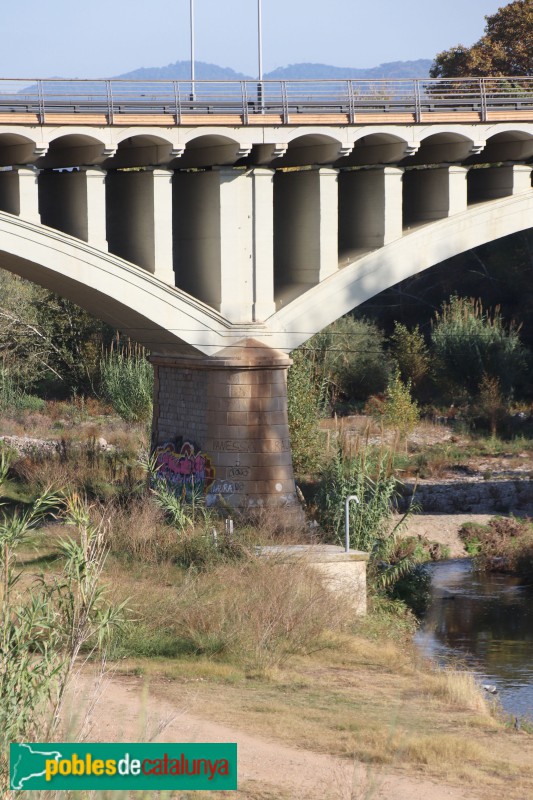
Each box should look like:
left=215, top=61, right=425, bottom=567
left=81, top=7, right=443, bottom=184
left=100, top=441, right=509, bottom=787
left=430, top=0, right=533, bottom=77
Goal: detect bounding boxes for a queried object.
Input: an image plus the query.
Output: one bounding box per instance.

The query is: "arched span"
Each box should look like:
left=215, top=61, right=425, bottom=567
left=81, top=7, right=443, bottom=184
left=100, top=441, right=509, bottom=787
left=0, top=211, right=242, bottom=356
left=268, top=192, right=533, bottom=351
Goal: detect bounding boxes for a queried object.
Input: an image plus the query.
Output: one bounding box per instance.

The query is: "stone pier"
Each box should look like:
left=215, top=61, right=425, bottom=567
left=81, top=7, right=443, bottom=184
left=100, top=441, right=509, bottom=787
left=150, top=339, right=299, bottom=509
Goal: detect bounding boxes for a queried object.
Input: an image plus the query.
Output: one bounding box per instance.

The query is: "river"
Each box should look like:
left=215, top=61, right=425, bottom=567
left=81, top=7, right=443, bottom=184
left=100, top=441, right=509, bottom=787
left=414, top=558, right=533, bottom=719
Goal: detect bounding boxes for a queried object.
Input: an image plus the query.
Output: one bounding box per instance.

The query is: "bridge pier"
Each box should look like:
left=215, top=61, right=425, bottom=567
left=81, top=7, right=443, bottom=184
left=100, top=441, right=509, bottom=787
left=150, top=339, right=299, bottom=510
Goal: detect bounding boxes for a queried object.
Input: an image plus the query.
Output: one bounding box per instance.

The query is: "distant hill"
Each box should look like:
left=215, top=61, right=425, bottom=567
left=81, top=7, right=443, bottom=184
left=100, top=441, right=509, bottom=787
left=265, top=60, right=432, bottom=80
left=114, top=61, right=249, bottom=81
left=114, top=59, right=432, bottom=81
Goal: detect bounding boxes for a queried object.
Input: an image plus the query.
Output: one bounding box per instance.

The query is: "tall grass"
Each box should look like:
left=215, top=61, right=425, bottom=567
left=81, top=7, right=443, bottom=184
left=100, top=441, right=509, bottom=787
left=316, top=445, right=399, bottom=551
left=99, top=341, right=153, bottom=423
left=0, top=366, right=44, bottom=413
left=0, top=464, right=124, bottom=793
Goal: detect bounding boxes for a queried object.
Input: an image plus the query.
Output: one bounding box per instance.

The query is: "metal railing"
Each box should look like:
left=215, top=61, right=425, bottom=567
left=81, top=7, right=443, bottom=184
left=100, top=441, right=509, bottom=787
left=0, top=77, right=531, bottom=123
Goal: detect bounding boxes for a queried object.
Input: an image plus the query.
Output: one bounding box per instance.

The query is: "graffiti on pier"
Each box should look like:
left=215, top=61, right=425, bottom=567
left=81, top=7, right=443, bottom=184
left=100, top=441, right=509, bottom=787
left=153, top=441, right=215, bottom=496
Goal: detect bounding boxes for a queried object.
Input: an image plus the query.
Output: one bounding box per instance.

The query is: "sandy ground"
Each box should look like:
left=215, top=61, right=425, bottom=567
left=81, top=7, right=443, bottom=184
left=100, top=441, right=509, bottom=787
left=397, top=513, right=494, bottom=557
left=69, top=672, right=480, bottom=800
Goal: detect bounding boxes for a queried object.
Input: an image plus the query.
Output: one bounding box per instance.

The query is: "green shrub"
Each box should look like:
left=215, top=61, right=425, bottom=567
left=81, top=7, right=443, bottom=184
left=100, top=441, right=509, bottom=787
left=99, top=342, right=153, bottom=422
left=431, top=296, right=528, bottom=397
left=389, top=322, right=431, bottom=391
left=381, top=370, right=420, bottom=441
left=305, top=315, right=392, bottom=406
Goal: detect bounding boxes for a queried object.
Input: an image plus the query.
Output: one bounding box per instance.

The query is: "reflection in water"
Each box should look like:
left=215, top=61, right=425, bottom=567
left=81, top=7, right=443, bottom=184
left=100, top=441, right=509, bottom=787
left=414, top=558, right=533, bottom=718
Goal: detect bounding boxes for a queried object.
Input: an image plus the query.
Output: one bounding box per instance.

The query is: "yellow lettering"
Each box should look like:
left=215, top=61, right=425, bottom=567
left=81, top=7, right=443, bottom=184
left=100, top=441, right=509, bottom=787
left=92, top=759, right=104, bottom=776
left=105, top=759, right=117, bottom=776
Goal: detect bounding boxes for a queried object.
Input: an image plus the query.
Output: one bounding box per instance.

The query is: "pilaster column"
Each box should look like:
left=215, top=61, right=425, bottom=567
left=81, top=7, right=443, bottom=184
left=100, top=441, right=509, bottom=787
left=151, top=168, right=175, bottom=284
left=83, top=167, right=108, bottom=250
left=151, top=339, right=298, bottom=510
left=0, top=166, right=41, bottom=223
left=404, top=166, right=468, bottom=225
left=339, top=167, right=403, bottom=252
left=251, top=168, right=276, bottom=321
left=274, top=167, right=338, bottom=287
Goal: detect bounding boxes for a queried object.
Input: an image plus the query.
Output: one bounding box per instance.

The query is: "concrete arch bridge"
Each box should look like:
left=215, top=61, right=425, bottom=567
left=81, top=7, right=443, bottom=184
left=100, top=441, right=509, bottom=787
left=0, top=77, right=531, bottom=507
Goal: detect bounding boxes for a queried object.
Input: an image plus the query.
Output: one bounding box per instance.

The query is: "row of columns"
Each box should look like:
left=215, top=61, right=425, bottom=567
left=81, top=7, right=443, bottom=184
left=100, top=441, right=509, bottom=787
left=0, top=162, right=530, bottom=322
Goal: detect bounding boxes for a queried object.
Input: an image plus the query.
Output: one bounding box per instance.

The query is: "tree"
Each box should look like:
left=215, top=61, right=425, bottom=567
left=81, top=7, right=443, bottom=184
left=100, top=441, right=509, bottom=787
left=431, top=296, right=528, bottom=397
left=430, top=1, right=533, bottom=77
left=305, top=316, right=392, bottom=406
left=389, top=322, right=431, bottom=391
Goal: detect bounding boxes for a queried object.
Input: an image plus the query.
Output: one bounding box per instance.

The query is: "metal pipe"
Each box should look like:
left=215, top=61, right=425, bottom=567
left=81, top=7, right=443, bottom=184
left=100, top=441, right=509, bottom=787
left=344, top=494, right=360, bottom=553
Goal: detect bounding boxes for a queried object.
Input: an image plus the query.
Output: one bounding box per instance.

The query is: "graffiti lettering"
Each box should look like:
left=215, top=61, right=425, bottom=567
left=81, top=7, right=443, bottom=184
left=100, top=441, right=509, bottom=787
left=153, top=441, right=215, bottom=496
left=208, top=480, right=245, bottom=496
left=228, top=467, right=251, bottom=479
left=210, top=439, right=290, bottom=454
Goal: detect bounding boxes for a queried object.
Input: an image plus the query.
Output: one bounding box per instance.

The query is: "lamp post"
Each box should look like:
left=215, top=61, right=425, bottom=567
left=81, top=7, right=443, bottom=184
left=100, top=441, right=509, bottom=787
left=257, top=0, right=264, bottom=110
left=190, top=0, right=195, bottom=101
left=258, top=0, right=263, bottom=82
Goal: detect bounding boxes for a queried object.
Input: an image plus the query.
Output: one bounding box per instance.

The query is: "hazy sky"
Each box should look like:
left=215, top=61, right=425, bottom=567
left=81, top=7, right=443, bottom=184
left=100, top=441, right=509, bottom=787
left=4, top=0, right=504, bottom=78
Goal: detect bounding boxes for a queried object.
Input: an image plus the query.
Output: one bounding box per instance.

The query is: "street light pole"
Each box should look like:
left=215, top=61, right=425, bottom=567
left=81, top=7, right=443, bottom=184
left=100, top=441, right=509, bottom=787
left=257, top=0, right=264, bottom=110
left=190, top=0, right=195, bottom=101
left=258, top=0, right=263, bottom=82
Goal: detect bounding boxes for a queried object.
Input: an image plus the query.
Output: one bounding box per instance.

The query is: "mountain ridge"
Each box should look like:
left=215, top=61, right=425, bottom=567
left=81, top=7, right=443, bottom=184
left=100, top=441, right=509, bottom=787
left=114, top=59, right=432, bottom=81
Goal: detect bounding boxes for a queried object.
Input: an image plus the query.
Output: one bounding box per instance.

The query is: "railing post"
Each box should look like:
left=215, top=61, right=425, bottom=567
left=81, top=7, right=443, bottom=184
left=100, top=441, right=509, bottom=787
left=480, top=77, right=488, bottom=122
left=241, top=81, right=249, bottom=124
left=173, top=81, right=181, bottom=125
left=348, top=80, right=355, bottom=124
left=414, top=79, right=421, bottom=123
left=37, top=80, right=45, bottom=124
left=281, top=81, right=289, bottom=124
left=106, top=80, right=114, bottom=125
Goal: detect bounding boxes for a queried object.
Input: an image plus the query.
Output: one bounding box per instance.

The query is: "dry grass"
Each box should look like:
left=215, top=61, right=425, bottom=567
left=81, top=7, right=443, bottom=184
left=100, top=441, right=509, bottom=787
left=108, top=558, right=353, bottom=672
left=423, top=668, right=494, bottom=715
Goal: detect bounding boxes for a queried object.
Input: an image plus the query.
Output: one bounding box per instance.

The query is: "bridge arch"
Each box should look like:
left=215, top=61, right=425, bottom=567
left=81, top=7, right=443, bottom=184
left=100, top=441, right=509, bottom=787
left=0, top=132, right=41, bottom=166
left=0, top=211, right=236, bottom=356
left=39, top=132, right=110, bottom=168
left=269, top=192, right=533, bottom=351
left=342, top=132, right=411, bottom=165
left=110, top=132, right=177, bottom=168
left=178, top=132, right=249, bottom=167
left=479, top=129, right=533, bottom=163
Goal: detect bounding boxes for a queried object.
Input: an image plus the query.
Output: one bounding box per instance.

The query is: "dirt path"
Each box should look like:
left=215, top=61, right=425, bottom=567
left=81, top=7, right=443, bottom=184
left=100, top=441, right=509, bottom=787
left=70, top=672, right=480, bottom=800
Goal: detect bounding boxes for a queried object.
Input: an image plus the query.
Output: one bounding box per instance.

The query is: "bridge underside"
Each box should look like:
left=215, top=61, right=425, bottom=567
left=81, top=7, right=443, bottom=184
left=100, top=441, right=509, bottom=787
left=0, top=112, right=532, bottom=507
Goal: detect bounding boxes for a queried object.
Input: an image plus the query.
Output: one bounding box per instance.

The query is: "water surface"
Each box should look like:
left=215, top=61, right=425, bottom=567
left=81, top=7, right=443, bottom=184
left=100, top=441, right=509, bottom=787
left=415, top=558, right=533, bottom=718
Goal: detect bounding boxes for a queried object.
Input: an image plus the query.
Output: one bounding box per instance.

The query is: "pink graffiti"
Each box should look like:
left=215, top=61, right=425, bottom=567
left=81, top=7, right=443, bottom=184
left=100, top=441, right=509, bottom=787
left=153, top=441, right=214, bottom=493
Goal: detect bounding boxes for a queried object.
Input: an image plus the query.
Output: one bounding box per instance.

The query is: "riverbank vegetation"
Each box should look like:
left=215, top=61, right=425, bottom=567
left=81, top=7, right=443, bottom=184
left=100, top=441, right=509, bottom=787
left=5, top=445, right=533, bottom=799
left=460, top=516, right=533, bottom=578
